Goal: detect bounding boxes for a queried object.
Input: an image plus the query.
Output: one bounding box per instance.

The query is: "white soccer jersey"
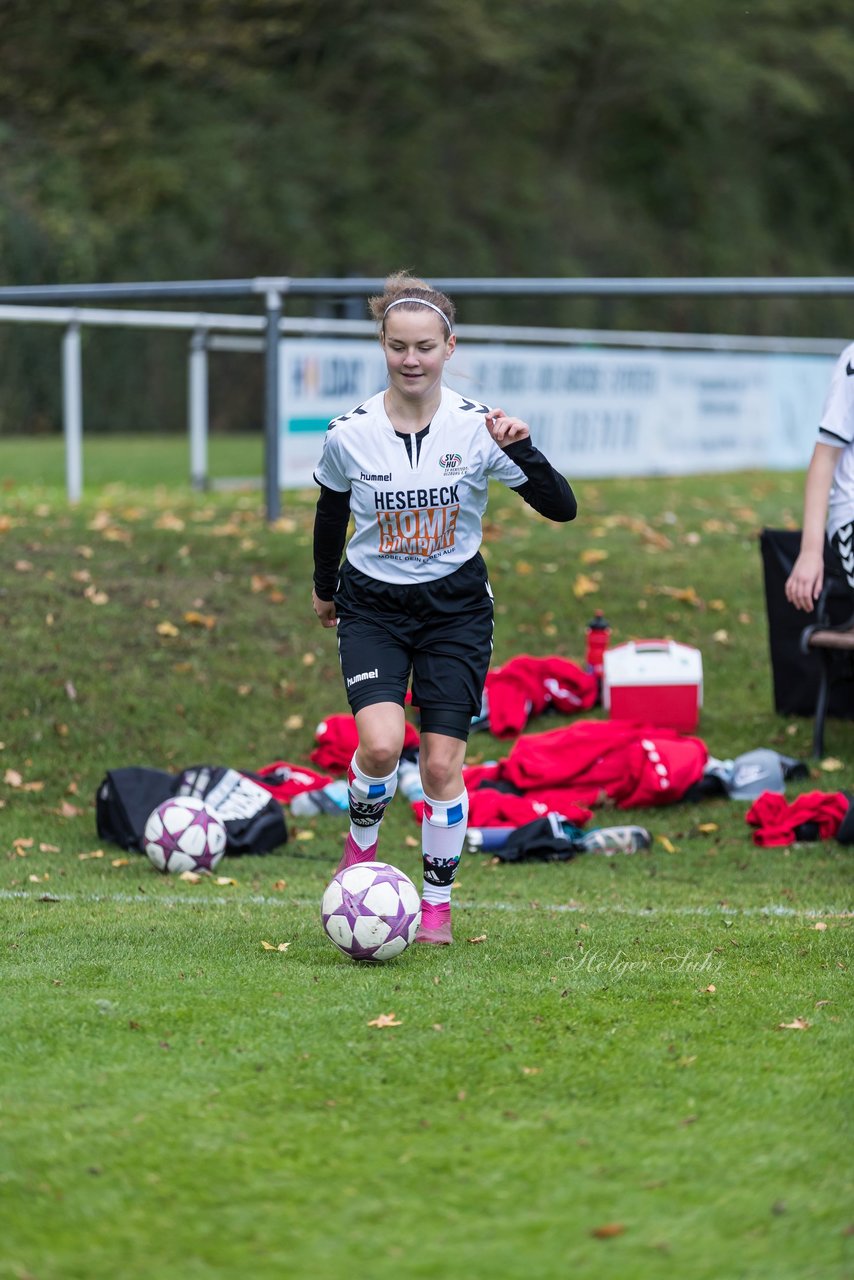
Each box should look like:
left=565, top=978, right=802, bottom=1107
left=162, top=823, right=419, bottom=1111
left=313, top=386, right=527, bottom=584
left=818, top=340, right=854, bottom=540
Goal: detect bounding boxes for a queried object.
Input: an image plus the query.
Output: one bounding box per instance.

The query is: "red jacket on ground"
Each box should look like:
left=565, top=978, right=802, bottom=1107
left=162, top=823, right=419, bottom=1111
left=497, top=719, right=708, bottom=808
left=310, top=713, right=420, bottom=772
left=745, top=790, right=849, bottom=846
left=484, top=655, right=598, bottom=737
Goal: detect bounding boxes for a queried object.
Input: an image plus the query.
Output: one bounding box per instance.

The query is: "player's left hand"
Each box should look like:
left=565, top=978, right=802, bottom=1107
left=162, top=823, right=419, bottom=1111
left=485, top=407, right=530, bottom=448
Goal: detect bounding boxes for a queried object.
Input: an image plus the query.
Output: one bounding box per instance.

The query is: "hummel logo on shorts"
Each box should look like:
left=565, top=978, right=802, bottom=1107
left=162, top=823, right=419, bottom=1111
left=346, top=668, right=379, bottom=688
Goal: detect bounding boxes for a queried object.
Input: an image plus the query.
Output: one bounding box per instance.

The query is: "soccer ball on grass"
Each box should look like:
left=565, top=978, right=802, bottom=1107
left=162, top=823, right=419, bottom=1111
left=321, top=861, right=421, bottom=962
left=143, top=796, right=227, bottom=874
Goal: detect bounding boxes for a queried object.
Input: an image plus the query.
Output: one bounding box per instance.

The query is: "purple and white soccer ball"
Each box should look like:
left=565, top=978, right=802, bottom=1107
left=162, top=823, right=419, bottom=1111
left=143, top=796, right=228, bottom=874
left=321, top=861, right=422, bottom=962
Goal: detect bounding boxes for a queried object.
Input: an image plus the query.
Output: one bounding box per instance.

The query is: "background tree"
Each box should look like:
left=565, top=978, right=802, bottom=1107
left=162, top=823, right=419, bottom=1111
left=0, top=0, right=851, bottom=432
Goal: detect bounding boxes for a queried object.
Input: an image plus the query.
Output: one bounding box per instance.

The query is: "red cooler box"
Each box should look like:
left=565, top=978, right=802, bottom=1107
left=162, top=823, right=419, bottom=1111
left=602, top=640, right=703, bottom=732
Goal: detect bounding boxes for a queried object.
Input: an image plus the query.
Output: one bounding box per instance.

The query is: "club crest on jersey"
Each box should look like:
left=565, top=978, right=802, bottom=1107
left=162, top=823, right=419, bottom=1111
left=439, top=452, right=465, bottom=476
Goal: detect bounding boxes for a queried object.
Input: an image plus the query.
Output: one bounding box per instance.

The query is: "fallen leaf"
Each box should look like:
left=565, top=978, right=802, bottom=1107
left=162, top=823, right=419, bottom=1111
left=77, top=849, right=105, bottom=861
left=214, top=876, right=238, bottom=886
left=467, top=934, right=488, bottom=944
left=39, top=842, right=60, bottom=853
left=591, top=1223, right=626, bottom=1239
left=272, top=879, right=287, bottom=890
left=697, top=823, right=718, bottom=833
left=178, top=870, right=201, bottom=883
left=284, top=714, right=304, bottom=731
left=301, top=652, right=316, bottom=666
left=57, top=800, right=81, bottom=817
left=154, top=512, right=185, bottom=532
left=703, top=985, right=716, bottom=993
left=368, top=1012, right=402, bottom=1028
left=111, top=858, right=130, bottom=868
left=295, top=830, right=315, bottom=841
left=573, top=573, right=599, bottom=599
left=156, top=621, right=180, bottom=638
left=261, top=940, right=290, bottom=951
left=183, top=611, right=216, bottom=629
left=813, top=921, right=828, bottom=931
left=4, top=769, right=23, bottom=788
left=580, top=548, right=608, bottom=565
left=657, top=835, right=677, bottom=853
left=712, top=629, right=730, bottom=644
left=521, top=1066, right=542, bottom=1075
left=777, top=1018, right=810, bottom=1031
left=819, top=757, right=844, bottom=772
left=651, top=584, right=701, bottom=606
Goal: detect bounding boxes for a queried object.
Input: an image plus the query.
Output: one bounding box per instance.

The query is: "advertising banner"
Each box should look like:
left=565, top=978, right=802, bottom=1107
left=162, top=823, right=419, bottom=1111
left=280, top=339, right=834, bottom=489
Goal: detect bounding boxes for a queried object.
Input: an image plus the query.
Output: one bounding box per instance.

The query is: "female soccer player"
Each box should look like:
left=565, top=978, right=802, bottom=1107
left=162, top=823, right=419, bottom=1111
left=785, top=339, right=854, bottom=612
left=311, top=272, right=577, bottom=944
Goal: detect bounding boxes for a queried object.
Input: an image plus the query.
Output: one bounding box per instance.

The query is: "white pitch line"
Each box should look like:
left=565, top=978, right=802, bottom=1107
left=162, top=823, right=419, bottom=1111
left=0, top=888, right=850, bottom=918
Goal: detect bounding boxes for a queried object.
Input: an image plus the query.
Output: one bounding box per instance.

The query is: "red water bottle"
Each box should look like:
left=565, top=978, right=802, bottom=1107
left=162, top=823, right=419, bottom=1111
left=585, top=610, right=611, bottom=699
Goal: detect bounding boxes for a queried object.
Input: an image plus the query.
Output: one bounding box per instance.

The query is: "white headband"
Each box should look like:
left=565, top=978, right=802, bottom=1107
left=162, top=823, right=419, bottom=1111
left=383, top=297, right=453, bottom=333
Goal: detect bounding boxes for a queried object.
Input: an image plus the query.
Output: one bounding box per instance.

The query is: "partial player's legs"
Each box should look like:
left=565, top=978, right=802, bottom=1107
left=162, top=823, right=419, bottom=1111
left=336, top=702, right=405, bottom=874
left=415, top=730, right=469, bottom=945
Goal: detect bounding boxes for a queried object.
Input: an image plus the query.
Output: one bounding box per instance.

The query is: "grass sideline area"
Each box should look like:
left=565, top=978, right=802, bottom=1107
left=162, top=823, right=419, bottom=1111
left=1, top=435, right=852, bottom=1280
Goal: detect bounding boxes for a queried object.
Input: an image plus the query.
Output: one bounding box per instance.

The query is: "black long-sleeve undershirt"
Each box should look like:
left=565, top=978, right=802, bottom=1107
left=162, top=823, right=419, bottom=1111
left=312, top=483, right=352, bottom=600
left=312, top=439, right=577, bottom=600
left=502, top=437, right=577, bottom=523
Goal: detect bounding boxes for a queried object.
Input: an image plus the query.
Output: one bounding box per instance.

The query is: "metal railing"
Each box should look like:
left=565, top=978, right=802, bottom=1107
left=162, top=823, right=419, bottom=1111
left=0, top=275, right=851, bottom=517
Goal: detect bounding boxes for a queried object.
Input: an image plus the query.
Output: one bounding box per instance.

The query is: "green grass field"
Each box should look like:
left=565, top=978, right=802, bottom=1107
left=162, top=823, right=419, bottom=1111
left=1, top=436, right=852, bottom=1280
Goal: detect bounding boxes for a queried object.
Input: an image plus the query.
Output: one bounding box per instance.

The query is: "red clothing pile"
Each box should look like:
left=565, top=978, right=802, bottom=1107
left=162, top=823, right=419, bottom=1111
left=463, top=719, right=707, bottom=818
left=310, top=713, right=421, bottom=772
left=483, top=655, right=598, bottom=737
left=745, top=790, right=850, bottom=846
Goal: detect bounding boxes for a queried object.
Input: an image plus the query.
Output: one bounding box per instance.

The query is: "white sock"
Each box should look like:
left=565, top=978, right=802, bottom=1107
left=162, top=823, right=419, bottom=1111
left=421, top=789, right=469, bottom=905
left=347, top=754, right=398, bottom=851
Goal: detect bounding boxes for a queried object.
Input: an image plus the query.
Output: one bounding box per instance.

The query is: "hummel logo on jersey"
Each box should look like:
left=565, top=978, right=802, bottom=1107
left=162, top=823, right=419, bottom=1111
left=846, top=360, right=854, bottom=376
left=361, top=471, right=392, bottom=481
left=346, top=668, right=379, bottom=688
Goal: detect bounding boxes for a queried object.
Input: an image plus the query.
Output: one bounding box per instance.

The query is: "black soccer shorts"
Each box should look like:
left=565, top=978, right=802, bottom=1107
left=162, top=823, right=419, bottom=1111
left=334, top=554, right=494, bottom=741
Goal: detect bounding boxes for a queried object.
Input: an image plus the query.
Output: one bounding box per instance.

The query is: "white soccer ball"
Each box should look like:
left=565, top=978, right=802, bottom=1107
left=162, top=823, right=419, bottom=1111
left=320, top=861, right=422, bottom=962
left=143, top=796, right=228, bottom=874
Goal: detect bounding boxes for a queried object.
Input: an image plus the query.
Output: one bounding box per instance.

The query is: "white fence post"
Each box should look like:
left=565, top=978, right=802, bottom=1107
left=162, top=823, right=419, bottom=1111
left=188, top=328, right=208, bottom=490
left=62, top=320, right=83, bottom=503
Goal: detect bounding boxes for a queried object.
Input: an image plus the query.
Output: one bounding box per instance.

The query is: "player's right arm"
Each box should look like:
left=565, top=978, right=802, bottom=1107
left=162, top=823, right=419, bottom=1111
left=785, top=442, right=840, bottom=611
left=312, top=483, right=351, bottom=627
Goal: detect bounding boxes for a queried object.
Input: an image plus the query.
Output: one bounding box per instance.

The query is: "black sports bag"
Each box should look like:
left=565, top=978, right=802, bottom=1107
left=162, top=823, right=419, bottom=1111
left=96, top=764, right=288, bottom=856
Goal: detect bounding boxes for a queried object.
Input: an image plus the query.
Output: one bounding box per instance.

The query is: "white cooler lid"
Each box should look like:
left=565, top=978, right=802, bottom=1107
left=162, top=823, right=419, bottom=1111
left=603, top=639, right=704, bottom=690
